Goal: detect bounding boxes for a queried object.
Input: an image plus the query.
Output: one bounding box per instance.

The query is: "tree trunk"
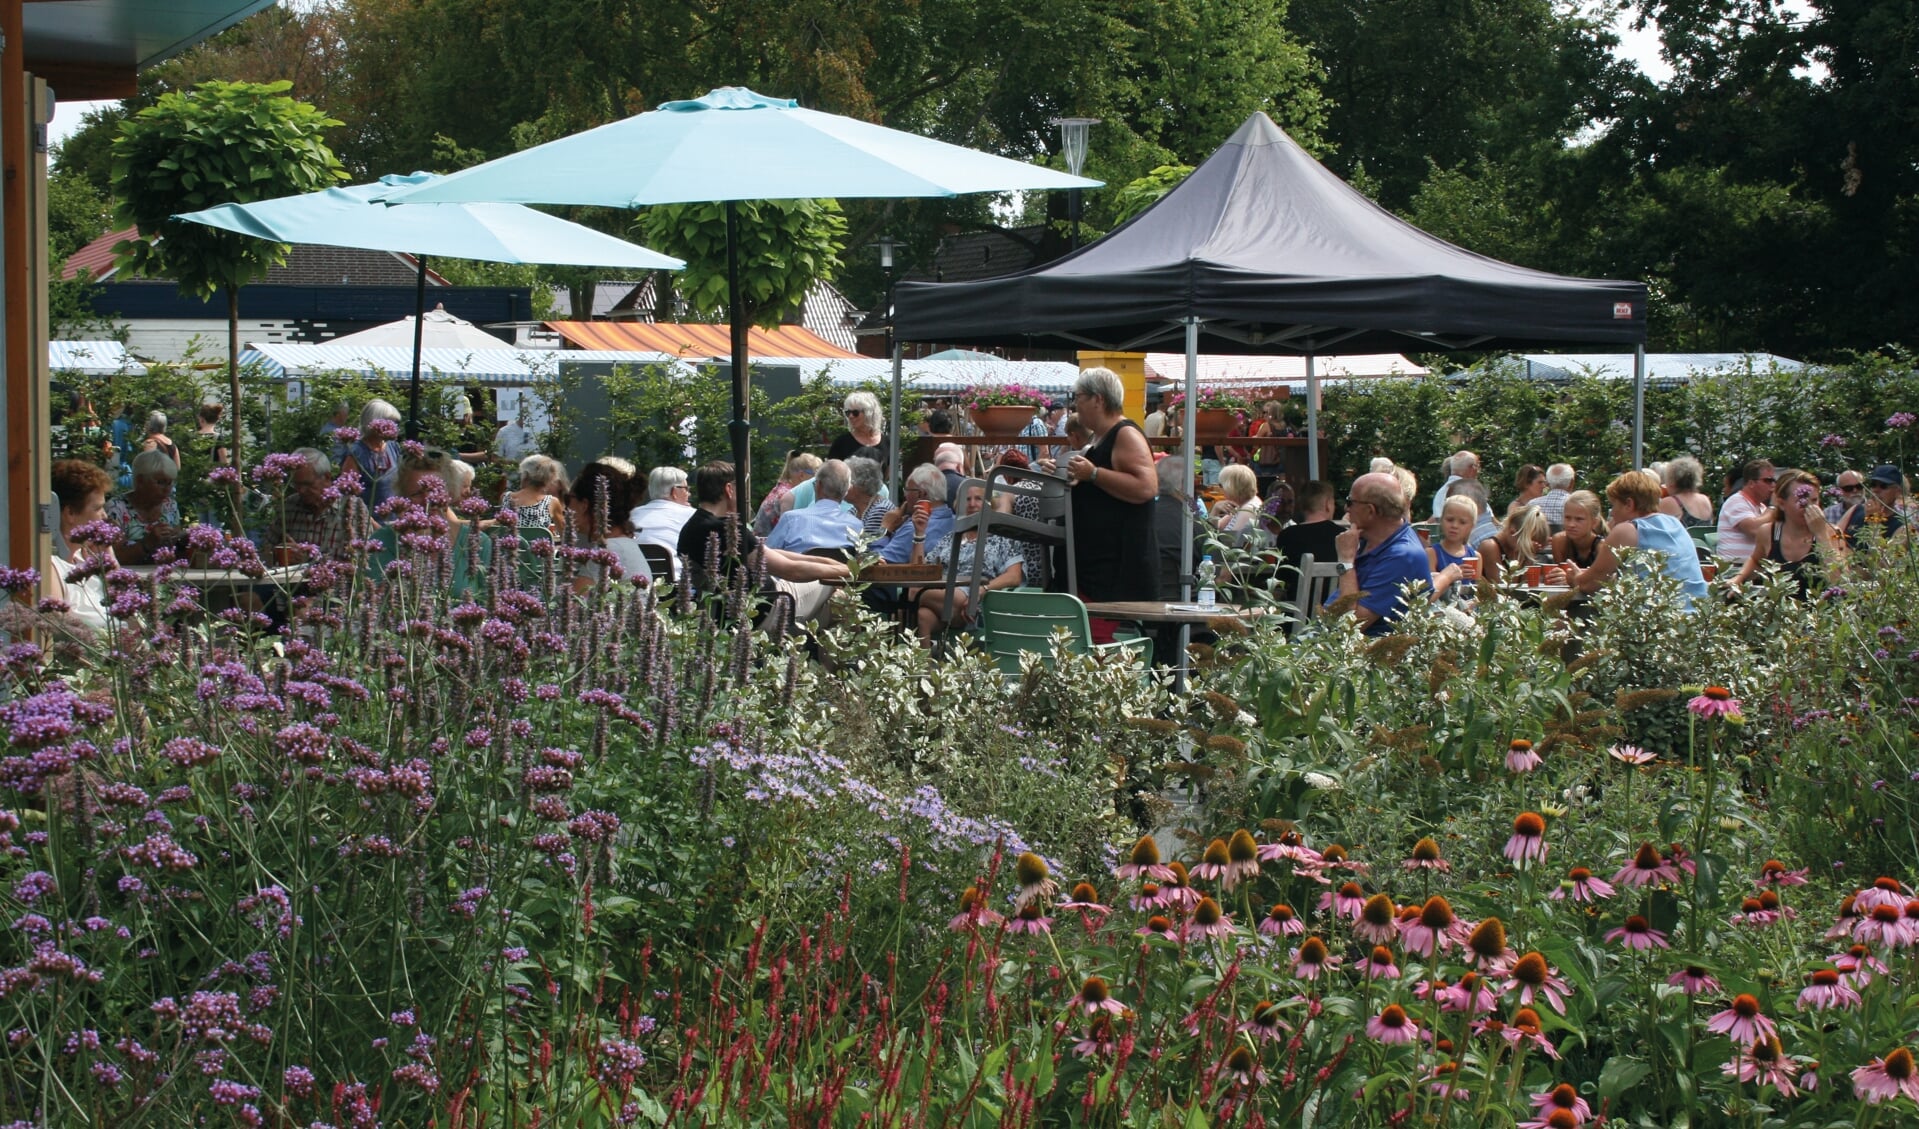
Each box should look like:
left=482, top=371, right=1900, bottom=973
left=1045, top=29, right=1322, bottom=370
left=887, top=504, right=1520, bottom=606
left=228, top=286, right=242, bottom=469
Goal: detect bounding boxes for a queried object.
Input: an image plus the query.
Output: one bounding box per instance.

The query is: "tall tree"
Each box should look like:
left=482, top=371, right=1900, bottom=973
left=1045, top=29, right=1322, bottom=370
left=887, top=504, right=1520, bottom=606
left=110, top=81, right=347, bottom=466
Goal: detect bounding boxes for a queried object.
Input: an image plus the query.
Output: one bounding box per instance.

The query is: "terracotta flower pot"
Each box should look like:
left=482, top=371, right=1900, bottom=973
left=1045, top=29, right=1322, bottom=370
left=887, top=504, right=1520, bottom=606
left=1195, top=409, right=1237, bottom=442
left=972, top=404, right=1040, bottom=440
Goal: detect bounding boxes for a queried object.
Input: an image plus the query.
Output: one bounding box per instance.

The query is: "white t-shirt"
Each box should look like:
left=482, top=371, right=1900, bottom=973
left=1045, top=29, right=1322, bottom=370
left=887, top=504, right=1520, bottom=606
left=578, top=536, right=653, bottom=586
left=51, top=554, right=113, bottom=632
left=628, top=500, right=696, bottom=552
left=493, top=423, right=537, bottom=462
left=1717, top=491, right=1764, bottom=559
left=1143, top=411, right=1168, bottom=438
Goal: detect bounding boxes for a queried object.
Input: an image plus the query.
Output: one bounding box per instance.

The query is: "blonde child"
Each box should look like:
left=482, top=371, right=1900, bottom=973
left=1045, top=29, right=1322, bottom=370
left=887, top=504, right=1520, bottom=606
left=1551, top=490, right=1607, bottom=569
left=1428, top=494, right=1480, bottom=600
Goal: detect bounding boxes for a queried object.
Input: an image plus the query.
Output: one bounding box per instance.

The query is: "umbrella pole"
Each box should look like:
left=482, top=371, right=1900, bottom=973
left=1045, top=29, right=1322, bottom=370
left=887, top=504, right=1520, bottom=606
left=725, top=201, right=753, bottom=511
left=406, top=255, right=427, bottom=441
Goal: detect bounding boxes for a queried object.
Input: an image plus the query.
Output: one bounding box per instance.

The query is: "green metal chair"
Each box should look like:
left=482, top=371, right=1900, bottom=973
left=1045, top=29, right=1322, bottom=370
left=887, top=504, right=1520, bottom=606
left=978, top=589, right=1153, bottom=676
left=449, top=524, right=494, bottom=600
left=362, top=525, right=400, bottom=581
left=514, top=526, right=555, bottom=590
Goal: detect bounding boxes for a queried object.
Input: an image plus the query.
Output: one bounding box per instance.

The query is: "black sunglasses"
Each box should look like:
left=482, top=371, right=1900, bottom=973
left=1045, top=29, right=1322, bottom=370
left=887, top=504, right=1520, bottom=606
left=1839, top=483, right=1863, bottom=494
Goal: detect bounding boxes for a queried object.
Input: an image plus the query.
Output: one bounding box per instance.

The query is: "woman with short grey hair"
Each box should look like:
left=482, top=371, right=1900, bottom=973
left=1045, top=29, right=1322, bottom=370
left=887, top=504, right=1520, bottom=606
left=141, top=410, right=179, bottom=466
left=1072, top=367, right=1125, bottom=413
left=506, top=454, right=567, bottom=532
left=340, top=399, right=403, bottom=511
left=1062, top=367, right=1158, bottom=614
left=107, top=447, right=184, bottom=564
left=1657, top=454, right=1715, bottom=529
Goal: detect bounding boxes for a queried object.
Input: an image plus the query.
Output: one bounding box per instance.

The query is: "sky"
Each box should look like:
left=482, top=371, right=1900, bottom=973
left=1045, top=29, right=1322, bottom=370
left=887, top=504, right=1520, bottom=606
left=48, top=10, right=1683, bottom=154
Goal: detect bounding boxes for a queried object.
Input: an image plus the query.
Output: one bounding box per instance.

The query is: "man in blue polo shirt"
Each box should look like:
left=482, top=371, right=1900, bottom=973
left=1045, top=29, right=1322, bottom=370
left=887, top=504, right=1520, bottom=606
left=1328, top=471, right=1433, bottom=634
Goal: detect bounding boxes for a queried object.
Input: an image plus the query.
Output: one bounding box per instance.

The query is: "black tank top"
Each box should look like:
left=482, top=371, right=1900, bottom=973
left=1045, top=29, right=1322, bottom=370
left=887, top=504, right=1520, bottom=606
left=1564, top=535, right=1600, bottom=569
left=1061, top=418, right=1159, bottom=602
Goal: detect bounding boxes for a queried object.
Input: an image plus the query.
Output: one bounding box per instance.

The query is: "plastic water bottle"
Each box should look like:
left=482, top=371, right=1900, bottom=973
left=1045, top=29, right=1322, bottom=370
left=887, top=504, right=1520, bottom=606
left=1196, top=555, right=1217, bottom=608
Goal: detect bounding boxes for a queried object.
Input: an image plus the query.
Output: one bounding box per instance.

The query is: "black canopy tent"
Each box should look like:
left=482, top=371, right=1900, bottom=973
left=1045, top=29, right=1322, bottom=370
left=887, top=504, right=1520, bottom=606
left=891, top=110, right=1649, bottom=648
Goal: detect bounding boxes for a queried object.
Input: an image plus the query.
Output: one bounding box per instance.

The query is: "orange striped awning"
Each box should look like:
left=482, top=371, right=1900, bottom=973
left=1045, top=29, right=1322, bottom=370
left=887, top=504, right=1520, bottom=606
left=546, top=321, right=861, bottom=359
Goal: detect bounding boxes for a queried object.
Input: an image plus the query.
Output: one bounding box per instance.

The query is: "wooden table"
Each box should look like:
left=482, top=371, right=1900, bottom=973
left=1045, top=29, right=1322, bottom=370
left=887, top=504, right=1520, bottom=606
left=122, top=563, right=309, bottom=586
left=1083, top=600, right=1270, bottom=625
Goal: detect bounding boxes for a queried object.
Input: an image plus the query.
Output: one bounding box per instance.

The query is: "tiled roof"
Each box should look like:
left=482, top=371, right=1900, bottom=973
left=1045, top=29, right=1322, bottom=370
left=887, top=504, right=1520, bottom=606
left=63, top=226, right=450, bottom=286
left=547, top=321, right=861, bottom=359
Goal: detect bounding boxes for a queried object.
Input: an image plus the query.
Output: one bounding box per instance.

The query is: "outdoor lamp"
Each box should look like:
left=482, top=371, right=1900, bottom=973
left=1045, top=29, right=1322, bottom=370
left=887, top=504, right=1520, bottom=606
left=1051, top=117, right=1100, bottom=249
left=873, top=232, right=899, bottom=271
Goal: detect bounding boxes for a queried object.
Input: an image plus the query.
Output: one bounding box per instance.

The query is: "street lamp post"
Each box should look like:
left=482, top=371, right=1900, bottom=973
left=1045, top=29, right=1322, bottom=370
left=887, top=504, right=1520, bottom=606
left=1051, top=117, right=1100, bottom=250
left=873, top=233, right=904, bottom=495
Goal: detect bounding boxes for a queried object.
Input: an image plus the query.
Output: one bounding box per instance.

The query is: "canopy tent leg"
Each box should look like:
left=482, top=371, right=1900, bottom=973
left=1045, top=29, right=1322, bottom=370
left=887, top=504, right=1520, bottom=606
left=405, top=254, right=428, bottom=441
left=1177, top=316, right=1199, bottom=694
left=1305, top=352, right=1318, bottom=481
left=1632, top=345, right=1646, bottom=470
left=725, top=201, right=753, bottom=509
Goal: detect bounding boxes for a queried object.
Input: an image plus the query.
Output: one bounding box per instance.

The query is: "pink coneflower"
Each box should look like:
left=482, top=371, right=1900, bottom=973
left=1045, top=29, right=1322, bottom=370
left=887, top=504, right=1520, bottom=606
left=1757, top=889, right=1796, bottom=921
left=1853, top=903, right=1915, bottom=949
left=1826, top=894, right=1862, bottom=940
left=1012, top=852, right=1058, bottom=911
left=1613, top=842, right=1679, bottom=888
left=1506, top=739, right=1542, bottom=773
left=1852, top=1047, right=1919, bottom=1104
left=1797, top=968, right=1861, bottom=1011
left=1706, top=994, right=1778, bottom=1045
left=1436, top=972, right=1500, bottom=1014
left=1835, top=944, right=1889, bottom=987
left=1401, top=896, right=1460, bottom=958
left=1319, top=881, right=1368, bottom=920
left=1403, top=837, right=1451, bottom=872
left=1242, top=1000, right=1289, bottom=1042
left=948, top=886, right=1005, bottom=932
left=1188, top=896, right=1234, bottom=939
left=1007, top=902, right=1052, bottom=935
left=1466, top=918, right=1513, bottom=972
left=1723, top=1034, right=1800, bottom=1097
left=1666, top=965, right=1720, bottom=996
left=1222, top=829, right=1261, bottom=890
left=1058, top=882, right=1111, bottom=917
left=1506, top=952, right=1571, bottom=1013
left=1221, top=1044, right=1267, bottom=1088
left=1603, top=915, right=1669, bottom=951
left=1504, top=812, right=1549, bottom=866
left=1425, top=1061, right=1470, bottom=1102
left=1549, top=866, right=1616, bottom=903
left=1260, top=903, right=1303, bottom=937
left=1353, top=893, right=1399, bottom=945
left=1854, top=876, right=1913, bottom=913
left=1071, top=976, right=1125, bottom=1015
left=1256, top=830, right=1324, bottom=867
left=1609, top=743, right=1656, bottom=765
left=1292, top=935, right=1337, bottom=980
left=1136, top=914, right=1179, bottom=941
left=1157, top=862, right=1200, bottom=912
left=1731, top=896, right=1780, bottom=928
left=1315, top=843, right=1367, bottom=874
left=1361, top=945, right=1401, bottom=980
left=1072, top=1014, right=1118, bottom=1058
left=1517, top=1107, right=1580, bottom=1129
left=1664, top=842, right=1697, bottom=877
left=1687, top=685, right=1743, bottom=720
left=1115, top=835, right=1175, bottom=882
left=1191, top=838, right=1232, bottom=882
left=1366, top=1003, right=1421, bottom=1045
left=1527, top=1083, right=1592, bottom=1126
left=1756, top=859, right=1809, bottom=887
left=1504, top=1007, right=1561, bottom=1060
left=1129, top=882, right=1166, bottom=911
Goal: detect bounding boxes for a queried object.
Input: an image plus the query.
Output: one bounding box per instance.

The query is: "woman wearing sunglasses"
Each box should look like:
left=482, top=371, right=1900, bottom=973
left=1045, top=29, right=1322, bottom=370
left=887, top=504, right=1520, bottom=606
left=828, top=391, right=886, bottom=463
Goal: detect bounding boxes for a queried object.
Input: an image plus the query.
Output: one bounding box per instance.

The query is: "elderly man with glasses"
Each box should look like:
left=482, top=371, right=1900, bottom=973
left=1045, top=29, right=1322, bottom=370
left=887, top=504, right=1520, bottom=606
left=1716, top=457, right=1777, bottom=562
left=872, top=463, right=953, bottom=563
left=1826, top=468, right=1866, bottom=525
left=630, top=466, right=696, bottom=552
left=262, top=448, right=376, bottom=564
left=1330, top=471, right=1433, bottom=635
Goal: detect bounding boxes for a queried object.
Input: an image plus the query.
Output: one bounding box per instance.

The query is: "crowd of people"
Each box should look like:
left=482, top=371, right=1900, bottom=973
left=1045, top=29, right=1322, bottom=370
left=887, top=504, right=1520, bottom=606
left=40, top=374, right=1915, bottom=649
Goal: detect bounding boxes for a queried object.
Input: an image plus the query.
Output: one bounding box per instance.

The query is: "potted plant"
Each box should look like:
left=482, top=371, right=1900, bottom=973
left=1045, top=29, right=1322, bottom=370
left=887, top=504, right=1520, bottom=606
left=1165, top=387, right=1255, bottom=441
left=961, top=383, right=1049, bottom=439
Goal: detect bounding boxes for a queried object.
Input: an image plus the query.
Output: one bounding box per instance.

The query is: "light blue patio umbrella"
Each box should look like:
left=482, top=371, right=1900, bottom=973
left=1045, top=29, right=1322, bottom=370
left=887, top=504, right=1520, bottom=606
left=176, top=172, right=685, bottom=438
left=381, top=87, right=1099, bottom=499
